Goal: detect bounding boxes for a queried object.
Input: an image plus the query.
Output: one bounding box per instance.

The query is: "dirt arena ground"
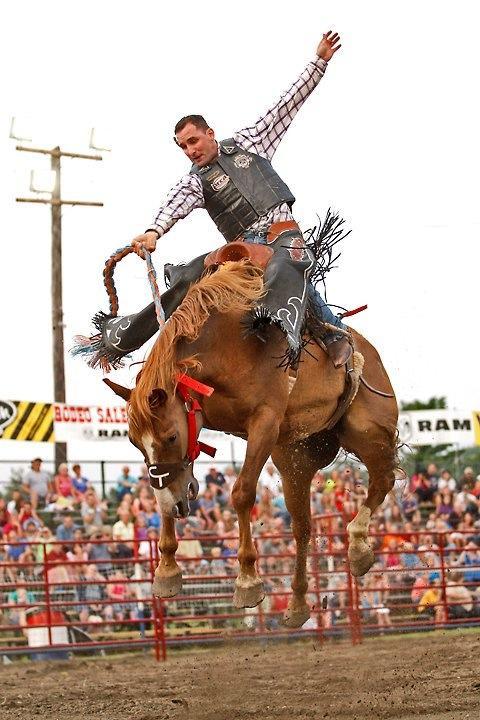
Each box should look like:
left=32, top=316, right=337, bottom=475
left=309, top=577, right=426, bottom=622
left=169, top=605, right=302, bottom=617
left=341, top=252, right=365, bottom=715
left=1, top=630, right=479, bottom=720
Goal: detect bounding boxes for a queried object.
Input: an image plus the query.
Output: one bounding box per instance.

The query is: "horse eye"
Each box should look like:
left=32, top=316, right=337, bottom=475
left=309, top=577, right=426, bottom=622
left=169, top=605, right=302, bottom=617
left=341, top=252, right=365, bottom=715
left=168, top=434, right=177, bottom=444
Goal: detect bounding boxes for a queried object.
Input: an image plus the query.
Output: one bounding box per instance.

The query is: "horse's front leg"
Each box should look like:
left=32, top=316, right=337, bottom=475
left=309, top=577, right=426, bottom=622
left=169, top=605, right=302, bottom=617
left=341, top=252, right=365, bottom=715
left=152, top=513, right=182, bottom=598
left=231, top=408, right=280, bottom=608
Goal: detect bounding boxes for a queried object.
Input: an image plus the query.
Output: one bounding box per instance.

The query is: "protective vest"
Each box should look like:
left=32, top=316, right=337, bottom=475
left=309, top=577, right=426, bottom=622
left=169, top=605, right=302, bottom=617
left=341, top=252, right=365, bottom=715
left=190, top=139, right=295, bottom=242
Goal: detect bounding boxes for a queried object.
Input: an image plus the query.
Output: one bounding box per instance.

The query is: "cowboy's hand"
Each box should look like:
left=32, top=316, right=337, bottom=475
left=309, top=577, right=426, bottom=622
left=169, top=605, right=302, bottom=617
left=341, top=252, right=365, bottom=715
left=316, top=31, right=341, bottom=62
left=131, top=230, right=158, bottom=257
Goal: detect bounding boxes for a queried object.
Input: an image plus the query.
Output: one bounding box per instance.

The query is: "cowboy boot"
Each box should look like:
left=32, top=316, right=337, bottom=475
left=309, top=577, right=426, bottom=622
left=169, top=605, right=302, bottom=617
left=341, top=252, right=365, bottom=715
left=323, top=335, right=353, bottom=369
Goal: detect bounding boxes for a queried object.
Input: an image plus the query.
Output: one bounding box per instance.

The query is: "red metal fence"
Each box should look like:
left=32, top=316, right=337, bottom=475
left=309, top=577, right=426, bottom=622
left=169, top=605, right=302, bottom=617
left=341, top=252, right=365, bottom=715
left=1, top=515, right=479, bottom=661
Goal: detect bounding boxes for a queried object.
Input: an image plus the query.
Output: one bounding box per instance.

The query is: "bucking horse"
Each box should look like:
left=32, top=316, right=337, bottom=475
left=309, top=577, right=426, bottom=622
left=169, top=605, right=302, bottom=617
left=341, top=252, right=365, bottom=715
left=96, top=247, right=399, bottom=628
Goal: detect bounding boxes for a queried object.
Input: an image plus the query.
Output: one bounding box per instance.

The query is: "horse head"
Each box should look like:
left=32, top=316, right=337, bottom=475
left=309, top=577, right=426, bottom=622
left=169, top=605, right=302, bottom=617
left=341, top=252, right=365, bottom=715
left=103, top=378, right=199, bottom=519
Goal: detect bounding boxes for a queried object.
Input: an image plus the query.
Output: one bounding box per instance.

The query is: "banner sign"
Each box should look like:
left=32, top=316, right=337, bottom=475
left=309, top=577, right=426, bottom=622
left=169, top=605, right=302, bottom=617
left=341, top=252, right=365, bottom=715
left=0, top=400, right=54, bottom=442
left=2, top=400, right=480, bottom=449
left=398, top=410, right=480, bottom=446
left=53, top=404, right=128, bottom=442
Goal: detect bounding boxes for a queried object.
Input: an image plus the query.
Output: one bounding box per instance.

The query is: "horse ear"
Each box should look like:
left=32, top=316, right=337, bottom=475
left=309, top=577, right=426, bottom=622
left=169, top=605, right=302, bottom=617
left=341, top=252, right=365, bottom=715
left=103, top=378, right=131, bottom=401
left=149, top=388, right=168, bottom=409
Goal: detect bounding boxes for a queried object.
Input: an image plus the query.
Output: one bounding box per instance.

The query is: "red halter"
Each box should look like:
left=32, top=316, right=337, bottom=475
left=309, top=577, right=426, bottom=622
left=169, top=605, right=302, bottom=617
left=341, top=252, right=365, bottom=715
left=176, top=374, right=217, bottom=462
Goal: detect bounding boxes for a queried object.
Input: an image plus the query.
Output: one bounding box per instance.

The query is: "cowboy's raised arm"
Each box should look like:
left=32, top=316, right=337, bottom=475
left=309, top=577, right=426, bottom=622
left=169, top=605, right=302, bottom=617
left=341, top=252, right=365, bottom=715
left=132, top=174, right=205, bottom=256
left=234, top=31, right=341, bottom=160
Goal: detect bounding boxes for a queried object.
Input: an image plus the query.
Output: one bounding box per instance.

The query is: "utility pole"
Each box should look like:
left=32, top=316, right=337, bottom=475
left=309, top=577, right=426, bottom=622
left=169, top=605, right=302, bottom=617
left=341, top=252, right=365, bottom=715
left=16, top=144, right=103, bottom=469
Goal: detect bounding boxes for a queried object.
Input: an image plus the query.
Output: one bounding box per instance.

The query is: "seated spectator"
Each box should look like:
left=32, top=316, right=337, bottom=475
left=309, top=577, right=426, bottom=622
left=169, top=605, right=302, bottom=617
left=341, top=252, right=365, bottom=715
left=458, top=512, right=477, bottom=535
left=411, top=572, right=428, bottom=605
left=18, top=500, right=41, bottom=530
left=134, top=514, right=149, bottom=543
left=268, top=577, right=290, bottom=628
left=56, top=513, right=77, bottom=543
left=447, top=501, right=464, bottom=530
left=87, top=530, right=113, bottom=574
left=6, top=490, right=24, bottom=519
left=402, top=492, right=418, bottom=521
left=22, top=457, right=52, bottom=510
left=115, top=465, right=138, bottom=502
left=221, top=534, right=239, bottom=574
left=471, top=475, right=480, bottom=499
left=400, top=541, right=421, bottom=573
left=139, top=496, right=161, bottom=530
left=417, top=578, right=443, bottom=621
left=223, top=465, right=238, bottom=495
left=445, top=570, right=475, bottom=618
left=23, top=519, right=40, bottom=547
left=5, top=528, right=26, bottom=561
left=46, top=543, right=70, bottom=588
left=198, top=487, right=221, bottom=529
left=177, top=524, right=204, bottom=572
left=80, top=564, right=107, bottom=623
left=256, top=487, right=275, bottom=522
left=209, top=546, right=227, bottom=576
left=426, top=463, right=439, bottom=490
left=459, top=466, right=475, bottom=490
left=136, top=464, right=151, bottom=491
left=258, top=463, right=282, bottom=495
left=81, top=488, right=108, bottom=535
left=113, top=507, right=134, bottom=539
left=138, top=526, right=159, bottom=560
left=457, top=483, right=477, bottom=513
left=438, top=469, right=457, bottom=493
left=52, top=463, right=76, bottom=509
left=205, top=466, right=226, bottom=491
left=131, top=486, right=154, bottom=517
left=0, top=501, right=14, bottom=537
left=458, top=541, right=480, bottom=587
left=435, top=490, right=454, bottom=519
left=105, top=570, right=130, bottom=623
left=362, top=569, right=392, bottom=631
left=7, top=587, right=36, bottom=633
left=215, top=509, right=236, bottom=536
left=414, top=472, right=435, bottom=504
left=272, top=490, right=290, bottom=525
left=71, top=464, right=90, bottom=500
left=112, top=508, right=135, bottom=557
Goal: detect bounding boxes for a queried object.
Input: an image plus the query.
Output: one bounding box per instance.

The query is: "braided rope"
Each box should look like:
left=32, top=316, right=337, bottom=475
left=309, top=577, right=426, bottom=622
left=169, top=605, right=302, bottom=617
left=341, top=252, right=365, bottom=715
left=103, top=245, right=165, bottom=327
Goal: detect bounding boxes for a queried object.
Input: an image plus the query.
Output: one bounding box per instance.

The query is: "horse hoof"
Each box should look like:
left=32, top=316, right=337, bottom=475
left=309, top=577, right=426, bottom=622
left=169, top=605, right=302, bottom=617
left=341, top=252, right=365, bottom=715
left=282, top=605, right=310, bottom=629
left=233, top=578, right=265, bottom=608
left=348, top=543, right=375, bottom=577
left=152, top=570, right=182, bottom=598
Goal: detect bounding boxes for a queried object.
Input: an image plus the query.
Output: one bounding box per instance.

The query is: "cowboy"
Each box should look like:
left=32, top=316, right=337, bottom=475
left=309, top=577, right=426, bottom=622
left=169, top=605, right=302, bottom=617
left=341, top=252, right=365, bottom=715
left=99, top=31, right=351, bottom=369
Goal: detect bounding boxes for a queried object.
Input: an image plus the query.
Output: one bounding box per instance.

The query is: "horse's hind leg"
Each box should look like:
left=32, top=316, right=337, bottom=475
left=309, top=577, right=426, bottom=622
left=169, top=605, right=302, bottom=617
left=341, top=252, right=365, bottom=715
left=340, top=421, right=398, bottom=577
left=272, top=431, right=340, bottom=628
left=231, top=407, right=282, bottom=609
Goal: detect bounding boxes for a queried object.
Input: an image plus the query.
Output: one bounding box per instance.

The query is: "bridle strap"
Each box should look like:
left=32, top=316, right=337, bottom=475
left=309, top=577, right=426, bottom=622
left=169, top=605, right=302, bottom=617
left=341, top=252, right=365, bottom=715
left=176, top=379, right=217, bottom=462
left=147, top=376, right=217, bottom=491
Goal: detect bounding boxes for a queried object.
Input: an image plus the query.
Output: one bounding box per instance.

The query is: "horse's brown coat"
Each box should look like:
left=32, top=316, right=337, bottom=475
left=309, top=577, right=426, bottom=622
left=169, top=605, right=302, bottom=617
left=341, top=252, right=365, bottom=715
left=110, top=262, right=399, bottom=624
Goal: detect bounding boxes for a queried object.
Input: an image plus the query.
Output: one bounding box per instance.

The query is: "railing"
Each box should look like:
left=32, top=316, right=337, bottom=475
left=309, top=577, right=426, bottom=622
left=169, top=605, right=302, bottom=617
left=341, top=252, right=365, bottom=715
left=1, top=518, right=479, bottom=661
left=0, top=458, right=238, bottom=500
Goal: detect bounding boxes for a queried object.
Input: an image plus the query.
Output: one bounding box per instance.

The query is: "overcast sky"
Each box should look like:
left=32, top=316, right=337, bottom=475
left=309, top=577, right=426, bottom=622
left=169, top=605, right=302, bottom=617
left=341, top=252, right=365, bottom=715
left=1, top=0, right=479, bottom=463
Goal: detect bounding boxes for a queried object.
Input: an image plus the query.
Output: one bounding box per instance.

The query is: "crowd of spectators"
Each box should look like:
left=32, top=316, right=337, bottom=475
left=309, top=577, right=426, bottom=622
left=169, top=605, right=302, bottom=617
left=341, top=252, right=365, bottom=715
left=1, top=457, right=480, bottom=636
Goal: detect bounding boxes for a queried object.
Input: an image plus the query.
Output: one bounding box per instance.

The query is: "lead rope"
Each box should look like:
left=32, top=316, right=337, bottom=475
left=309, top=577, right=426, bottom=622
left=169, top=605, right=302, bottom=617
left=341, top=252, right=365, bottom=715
left=103, top=245, right=165, bottom=327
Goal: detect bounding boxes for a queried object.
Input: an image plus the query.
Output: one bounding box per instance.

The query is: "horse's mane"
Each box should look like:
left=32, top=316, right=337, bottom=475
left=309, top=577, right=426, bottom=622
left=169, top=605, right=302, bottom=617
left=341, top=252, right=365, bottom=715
left=128, top=260, right=264, bottom=436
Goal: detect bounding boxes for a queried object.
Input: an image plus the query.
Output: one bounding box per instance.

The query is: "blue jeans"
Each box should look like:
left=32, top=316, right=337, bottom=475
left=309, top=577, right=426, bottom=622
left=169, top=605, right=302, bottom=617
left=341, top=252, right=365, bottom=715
left=243, top=231, right=345, bottom=334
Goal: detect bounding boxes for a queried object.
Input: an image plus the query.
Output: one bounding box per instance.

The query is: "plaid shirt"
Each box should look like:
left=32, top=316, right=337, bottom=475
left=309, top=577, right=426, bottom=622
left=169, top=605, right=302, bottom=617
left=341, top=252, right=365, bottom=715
left=148, top=57, right=327, bottom=238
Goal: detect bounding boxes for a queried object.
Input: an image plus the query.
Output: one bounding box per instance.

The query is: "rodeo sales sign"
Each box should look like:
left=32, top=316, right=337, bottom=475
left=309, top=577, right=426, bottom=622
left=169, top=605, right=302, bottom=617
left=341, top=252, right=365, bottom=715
left=53, top=404, right=129, bottom=441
